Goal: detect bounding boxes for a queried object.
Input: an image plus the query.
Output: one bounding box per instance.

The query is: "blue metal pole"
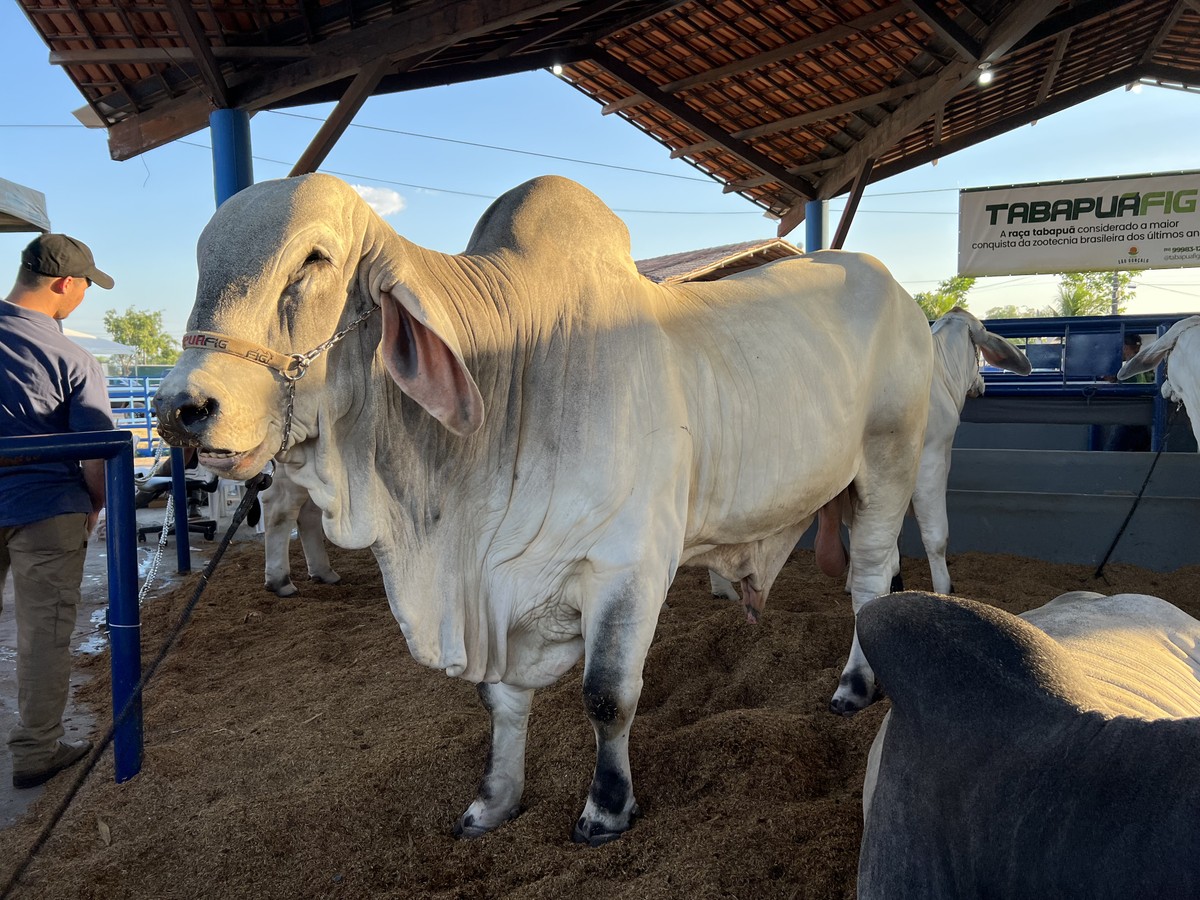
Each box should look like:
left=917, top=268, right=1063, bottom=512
left=0, top=430, right=144, bottom=783
left=104, top=437, right=143, bottom=782
left=169, top=446, right=191, bottom=573
left=805, top=199, right=827, bottom=252
left=209, top=108, right=254, bottom=207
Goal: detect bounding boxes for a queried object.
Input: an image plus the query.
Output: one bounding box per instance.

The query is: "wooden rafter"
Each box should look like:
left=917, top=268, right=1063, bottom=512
left=591, top=49, right=818, bottom=201
left=829, top=158, right=874, bottom=249
left=1035, top=31, right=1070, bottom=106
left=732, top=74, right=940, bottom=141
left=107, top=0, right=579, bottom=159
left=289, top=58, right=392, bottom=177
left=903, top=0, right=982, bottom=60
left=50, top=47, right=313, bottom=64
left=165, top=0, right=230, bottom=107
left=1141, top=1, right=1189, bottom=63
left=816, top=0, right=1063, bottom=198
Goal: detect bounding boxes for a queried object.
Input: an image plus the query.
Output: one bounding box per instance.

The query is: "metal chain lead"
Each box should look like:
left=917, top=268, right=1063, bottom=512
left=278, top=305, right=379, bottom=453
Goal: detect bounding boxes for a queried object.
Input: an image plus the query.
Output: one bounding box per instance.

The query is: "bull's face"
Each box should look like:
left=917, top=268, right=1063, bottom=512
left=154, top=174, right=374, bottom=481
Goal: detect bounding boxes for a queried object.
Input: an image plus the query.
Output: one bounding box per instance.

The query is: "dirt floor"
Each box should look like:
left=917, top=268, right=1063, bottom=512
left=2, top=540, right=1199, bottom=900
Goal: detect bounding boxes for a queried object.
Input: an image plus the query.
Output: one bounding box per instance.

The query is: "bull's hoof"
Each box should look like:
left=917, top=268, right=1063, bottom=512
left=571, top=803, right=641, bottom=847
left=890, top=572, right=905, bottom=592
left=452, top=806, right=519, bottom=840
left=310, top=573, right=341, bottom=586
left=266, top=580, right=298, bottom=598
left=829, top=674, right=880, bottom=717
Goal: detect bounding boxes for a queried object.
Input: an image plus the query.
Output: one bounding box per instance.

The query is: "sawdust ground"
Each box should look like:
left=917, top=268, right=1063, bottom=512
left=2, top=542, right=1199, bottom=900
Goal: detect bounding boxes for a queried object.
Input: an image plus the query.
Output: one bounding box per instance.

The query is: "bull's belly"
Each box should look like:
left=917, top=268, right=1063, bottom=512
left=682, top=466, right=849, bottom=552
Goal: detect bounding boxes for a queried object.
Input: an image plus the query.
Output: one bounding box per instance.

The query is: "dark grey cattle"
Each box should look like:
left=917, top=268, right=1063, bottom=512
left=857, top=591, right=1200, bottom=900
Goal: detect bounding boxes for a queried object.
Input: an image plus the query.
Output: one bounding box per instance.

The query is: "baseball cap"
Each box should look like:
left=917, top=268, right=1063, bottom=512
left=21, top=233, right=115, bottom=289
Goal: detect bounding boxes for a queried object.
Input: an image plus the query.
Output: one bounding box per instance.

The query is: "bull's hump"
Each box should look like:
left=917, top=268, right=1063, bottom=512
left=858, top=593, right=1099, bottom=723
left=465, top=176, right=636, bottom=271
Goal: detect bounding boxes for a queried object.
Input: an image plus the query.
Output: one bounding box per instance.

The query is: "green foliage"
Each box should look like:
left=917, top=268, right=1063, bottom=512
left=103, top=307, right=181, bottom=365
left=982, top=303, right=1040, bottom=320
left=984, top=271, right=1138, bottom=320
left=912, top=275, right=976, bottom=321
left=1045, top=271, right=1137, bottom=316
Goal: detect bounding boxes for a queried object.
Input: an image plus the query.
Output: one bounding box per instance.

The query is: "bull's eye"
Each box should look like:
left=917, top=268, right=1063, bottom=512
left=304, top=249, right=329, bottom=267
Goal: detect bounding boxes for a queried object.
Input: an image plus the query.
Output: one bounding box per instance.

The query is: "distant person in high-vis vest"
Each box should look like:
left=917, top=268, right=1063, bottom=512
left=0, top=233, right=115, bottom=789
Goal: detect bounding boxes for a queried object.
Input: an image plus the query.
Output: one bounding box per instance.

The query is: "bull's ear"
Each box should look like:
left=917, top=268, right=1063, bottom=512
left=978, top=330, right=1032, bottom=375
left=379, top=283, right=484, bottom=436
left=1117, top=317, right=1200, bottom=381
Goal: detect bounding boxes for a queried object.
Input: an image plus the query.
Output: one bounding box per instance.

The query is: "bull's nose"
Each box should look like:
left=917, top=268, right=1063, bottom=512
left=153, top=390, right=220, bottom=438
left=175, top=397, right=219, bottom=429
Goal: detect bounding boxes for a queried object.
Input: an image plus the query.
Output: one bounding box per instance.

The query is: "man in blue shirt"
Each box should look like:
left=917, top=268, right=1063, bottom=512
left=1, top=233, right=115, bottom=789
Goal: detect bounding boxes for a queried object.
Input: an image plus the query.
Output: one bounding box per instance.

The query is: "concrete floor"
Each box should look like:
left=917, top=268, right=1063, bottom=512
left=0, top=493, right=258, bottom=829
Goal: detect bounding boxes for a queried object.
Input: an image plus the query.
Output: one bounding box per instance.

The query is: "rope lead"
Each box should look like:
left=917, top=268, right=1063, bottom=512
left=0, top=470, right=273, bottom=900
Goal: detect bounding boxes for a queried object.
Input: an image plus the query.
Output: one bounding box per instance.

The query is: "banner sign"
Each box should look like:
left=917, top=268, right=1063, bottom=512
left=958, top=171, right=1200, bottom=276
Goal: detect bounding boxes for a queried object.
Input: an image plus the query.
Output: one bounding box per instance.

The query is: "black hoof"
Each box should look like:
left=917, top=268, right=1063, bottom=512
left=829, top=673, right=880, bottom=717
left=890, top=573, right=905, bottom=592
left=571, top=804, right=640, bottom=847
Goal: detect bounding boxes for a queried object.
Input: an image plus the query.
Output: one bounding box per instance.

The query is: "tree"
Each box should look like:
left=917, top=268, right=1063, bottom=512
left=912, top=275, right=976, bottom=321
left=984, top=271, right=1139, bottom=319
left=1044, top=271, right=1137, bottom=316
left=982, top=303, right=1041, bottom=320
left=104, top=307, right=180, bottom=366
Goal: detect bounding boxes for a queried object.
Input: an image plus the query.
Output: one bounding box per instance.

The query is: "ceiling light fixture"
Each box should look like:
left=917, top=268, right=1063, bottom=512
left=977, top=64, right=994, bottom=86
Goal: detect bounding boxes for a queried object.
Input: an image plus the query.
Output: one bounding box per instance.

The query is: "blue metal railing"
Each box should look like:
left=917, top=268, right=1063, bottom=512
left=975, top=313, right=1199, bottom=451
left=0, top=430, right=143, bottom=783
left=106, top=376, right=164, bottom=458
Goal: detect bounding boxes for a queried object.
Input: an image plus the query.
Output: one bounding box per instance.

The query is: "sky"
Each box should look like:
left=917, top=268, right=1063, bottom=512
left=2, top=1, right=1199, bottom=342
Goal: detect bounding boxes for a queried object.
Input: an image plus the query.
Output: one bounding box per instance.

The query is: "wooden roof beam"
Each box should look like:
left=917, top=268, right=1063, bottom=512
left=829, top=158, right=874, bottom=249
left=732, top=74, right=940, bottom=141
left=1035, top=32, right=1070, bottom=105
left=817, top=0, right=1063, bottom=198
left=1014, top=0, right=1140, bottom=51
left=591, top=50, right=818, bottom=201
left=50, top=47, right=314, bottom=65
left=661, top=3, right=905, bottom=94
left=478, top=0, right=689, bottom=61
left=603, top=3, right=905, bottom=110
left=1140, top=2, right=1188, bottom=64
left=903, top=0, right=982, bottom=60
left=165, top=0, right=230, bottom=108
left=868, top=70, right=1133, bottom=182
left=289, top=57, right=391, bottom=176
left=107, top=0, right=578, bottom=160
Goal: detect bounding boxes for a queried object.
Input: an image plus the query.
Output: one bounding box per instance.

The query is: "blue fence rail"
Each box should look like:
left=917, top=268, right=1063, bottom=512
left=0, top=430, right=143, bottom=783
left=106, top=376, right=164, bottom=458
left=976, top=312, right=1197, bottom=451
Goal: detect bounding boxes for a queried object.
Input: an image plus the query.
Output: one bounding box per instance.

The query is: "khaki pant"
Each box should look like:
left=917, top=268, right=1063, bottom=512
left=0, top=513, right=89, bottom=769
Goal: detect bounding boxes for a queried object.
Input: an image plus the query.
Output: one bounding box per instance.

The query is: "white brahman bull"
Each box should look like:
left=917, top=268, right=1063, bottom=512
left=259, top=458, right=340, bottom=597
left=153, top=173, right=932, bottom=844
left=858, top=590, right=1200, bottom=898
left=709, top=307, right=1030, bottom=600
left=1118, top=315, right=1200, bottom=443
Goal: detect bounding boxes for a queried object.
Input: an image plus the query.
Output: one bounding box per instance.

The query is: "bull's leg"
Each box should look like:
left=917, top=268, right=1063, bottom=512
left=296, top=498, right=340, bottom=585
left=574, top=576, right=661, bottom=846
left=453, top=681, right=533, bottom=838
left=831, top=461, right=918, bottom=716
left=261, top=490, right=302, bottom=597
left=913, top=484, right=952, bottom=595
left=708, top=570, right=739, bottom=601
left=912, top=445, right=954, bottom=595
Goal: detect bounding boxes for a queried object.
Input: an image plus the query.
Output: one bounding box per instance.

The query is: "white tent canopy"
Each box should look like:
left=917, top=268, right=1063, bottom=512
left=0, top=177, right=51, bottom=233
left=63, top=326, right=138, bottom=358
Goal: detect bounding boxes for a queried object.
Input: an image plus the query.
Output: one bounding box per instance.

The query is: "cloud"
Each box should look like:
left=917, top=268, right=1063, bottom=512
left=352, top=185, right=406, bottom=217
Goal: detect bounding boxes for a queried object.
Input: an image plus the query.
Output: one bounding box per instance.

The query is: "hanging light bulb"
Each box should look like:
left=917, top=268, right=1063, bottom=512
left=551, top=64, right=564, bottom=77
left=977, top=64, right=994, bottom=86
